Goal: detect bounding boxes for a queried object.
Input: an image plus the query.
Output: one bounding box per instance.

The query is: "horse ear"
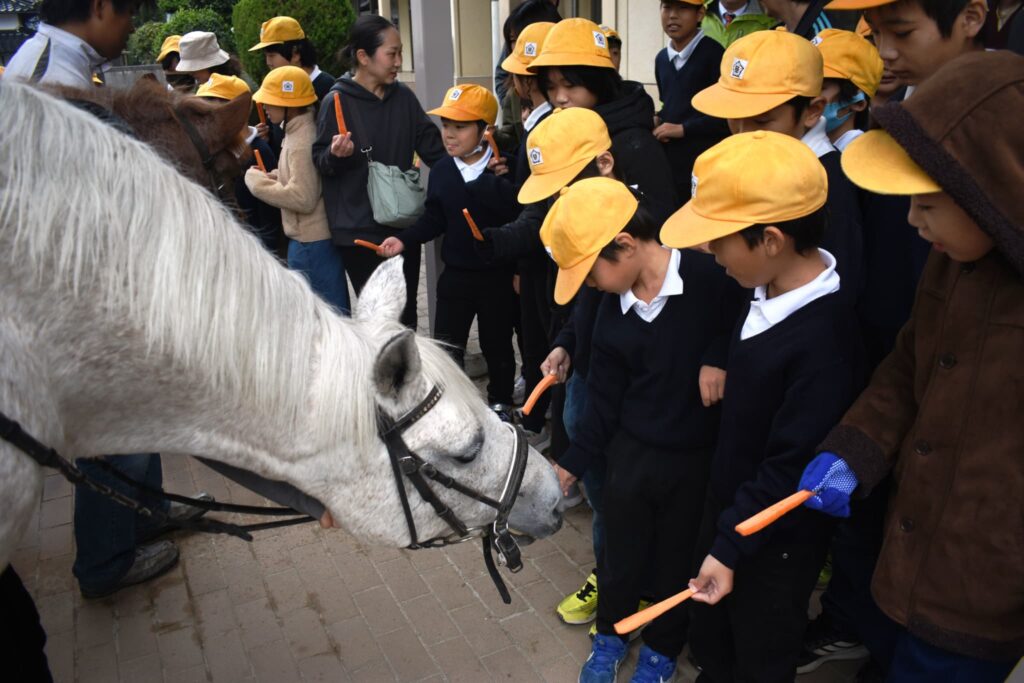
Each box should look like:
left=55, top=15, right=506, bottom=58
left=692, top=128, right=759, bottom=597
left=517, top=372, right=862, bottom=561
left=354, top=257, right=406, bottom=322
left=373, top=330, right=422, bottom=400
left=212, top=92, right=251, bottom=144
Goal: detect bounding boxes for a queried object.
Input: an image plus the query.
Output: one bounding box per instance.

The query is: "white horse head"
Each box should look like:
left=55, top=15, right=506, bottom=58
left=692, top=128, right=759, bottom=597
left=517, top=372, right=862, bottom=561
left=0, top=81, right=562, bottom=571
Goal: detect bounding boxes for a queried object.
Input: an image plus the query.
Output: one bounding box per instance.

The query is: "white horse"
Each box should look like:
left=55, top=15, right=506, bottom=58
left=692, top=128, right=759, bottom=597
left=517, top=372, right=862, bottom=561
left=0, top=80, right=563, bottom=573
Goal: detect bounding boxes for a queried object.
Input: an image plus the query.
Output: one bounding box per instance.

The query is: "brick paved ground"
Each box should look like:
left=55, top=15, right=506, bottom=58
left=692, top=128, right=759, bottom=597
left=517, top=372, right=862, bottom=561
left=10, top=258, right=864, bottom=681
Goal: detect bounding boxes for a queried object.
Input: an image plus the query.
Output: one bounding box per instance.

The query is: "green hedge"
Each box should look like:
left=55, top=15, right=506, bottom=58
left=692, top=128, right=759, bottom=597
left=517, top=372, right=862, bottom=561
left=126, top=20, right=167, bottom=64
left=232, top=0, right=355, bottom=82
left=164, top=8, right=237, bottom=54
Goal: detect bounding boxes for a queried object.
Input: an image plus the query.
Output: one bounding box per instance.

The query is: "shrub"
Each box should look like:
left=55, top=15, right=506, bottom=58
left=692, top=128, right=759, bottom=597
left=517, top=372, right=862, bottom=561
left=163, top=7, right=236, bottom=54
left=126, top=20, right=166, bottom=64
left=232, top=0, right=355, bottom=81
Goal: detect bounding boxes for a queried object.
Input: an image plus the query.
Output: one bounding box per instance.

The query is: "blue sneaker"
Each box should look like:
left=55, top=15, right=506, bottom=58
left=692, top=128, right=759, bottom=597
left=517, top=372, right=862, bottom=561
left=579, top=633, right=628, bottom=683
left=630, top=645, right=676, bottom=683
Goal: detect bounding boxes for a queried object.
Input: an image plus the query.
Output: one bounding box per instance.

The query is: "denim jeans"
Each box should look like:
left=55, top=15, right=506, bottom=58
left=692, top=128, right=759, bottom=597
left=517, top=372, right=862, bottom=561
left=564, top=373, right=605, bottom=567
left=887, top=628, right=1017, bottom=682
left=73, top=454, right=166, bottom=592
left=288, top=239, right=350, bottom=315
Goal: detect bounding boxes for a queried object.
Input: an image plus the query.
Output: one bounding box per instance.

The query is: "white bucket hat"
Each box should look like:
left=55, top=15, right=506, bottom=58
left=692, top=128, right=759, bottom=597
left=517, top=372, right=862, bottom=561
left=176, top=31, right=230, bottom=73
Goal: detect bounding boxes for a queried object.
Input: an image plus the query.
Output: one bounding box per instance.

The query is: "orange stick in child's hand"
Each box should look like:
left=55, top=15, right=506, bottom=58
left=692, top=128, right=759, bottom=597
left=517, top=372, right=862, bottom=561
left=614, top=589, right=694, bottom=635
left=333, top=92, right=348, bottom=136
left=256, top=103, right=267, bottom=126
left=253, top=149, right=267, bottom=173
left=734, top=490, right=815, bottom=537
left=523, top=374, right=558, bottom=416
left=483, top=129, right=500, bottom=159
left=462, top=209, right=485, bottom=242
left=353, top=239, right=382, bottom=253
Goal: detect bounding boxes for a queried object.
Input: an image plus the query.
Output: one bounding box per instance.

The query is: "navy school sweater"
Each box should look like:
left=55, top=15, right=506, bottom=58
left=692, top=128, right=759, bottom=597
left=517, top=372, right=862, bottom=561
left=655, top=37, right=730, bottom=189
left=708, top=291, right=865, bottom=569
left=819, top=151, right=865, bottom=302
left=398, top=156, right=520, bottom=271
left=557, top=250, right=745, bottom=477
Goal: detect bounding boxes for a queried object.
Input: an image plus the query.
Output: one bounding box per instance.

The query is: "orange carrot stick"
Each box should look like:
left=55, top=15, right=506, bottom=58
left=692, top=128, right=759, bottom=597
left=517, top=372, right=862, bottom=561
left=735, top=490, right=815, bottom=537
left=253, top=148, right=267, bottom=173
left=614, top=589, right=694, bottom=635
left=333, top=92, right=348, bottom=136
left=256, top=102, right=267, bottom=126
left=462, top=208, right=485, bottom=242
left=353, top=239, right=381, bottom=253
left=523, top=374, right=558, bottom=416
left=483, top=129, right=500, bottom=158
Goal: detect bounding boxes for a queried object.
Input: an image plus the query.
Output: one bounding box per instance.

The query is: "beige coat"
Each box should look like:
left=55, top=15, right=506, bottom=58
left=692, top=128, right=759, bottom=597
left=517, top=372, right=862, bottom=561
left=245, top=112, right=329, bottom=243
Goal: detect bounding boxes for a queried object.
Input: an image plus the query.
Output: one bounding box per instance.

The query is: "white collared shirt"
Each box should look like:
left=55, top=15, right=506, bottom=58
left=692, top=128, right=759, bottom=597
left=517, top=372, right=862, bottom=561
left=620, top=248, right=684, bottom=323
left=720, top=2, right=750, bottom=20
left=454, top=145, right=493, bottom=183
left=309, top=65, right=322, bottom=83
left=245, top=126, right=259, bottom=145
left=801, top=116, right=837, bottom=159
left=3, top=23, right=106, bottom=89
left=524, top=101, right=553, bottom=132
left=740, top=249, right=840, bottom=340
left=666, top=31, right=706, bottom=71
left=833, top=128, right=864, bottom=153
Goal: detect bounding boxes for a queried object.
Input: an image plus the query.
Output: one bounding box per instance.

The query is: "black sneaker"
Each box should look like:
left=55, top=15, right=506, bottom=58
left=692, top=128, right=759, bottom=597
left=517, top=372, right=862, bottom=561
left=796, top=614, right=868, bottom=674
left=490, top=403, right=516, bottom=424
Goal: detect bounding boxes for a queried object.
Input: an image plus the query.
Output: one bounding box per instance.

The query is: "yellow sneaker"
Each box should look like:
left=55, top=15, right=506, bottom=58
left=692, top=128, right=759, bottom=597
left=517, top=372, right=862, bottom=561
left=590, top=599, right=654, bottom=640
left=557, top=572, right=598, bottom=624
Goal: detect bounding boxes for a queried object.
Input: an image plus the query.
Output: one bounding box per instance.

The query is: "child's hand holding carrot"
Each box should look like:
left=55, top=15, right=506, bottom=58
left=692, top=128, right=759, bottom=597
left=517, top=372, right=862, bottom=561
left=541, top=349, right=571, bottom=384
left=330, top=132, right=355, bottom=158
left=689, top=554, right=734, bottom=605
left=256, top=122, right=271, bottom=141
left=378, top=237, right=405, bottom=258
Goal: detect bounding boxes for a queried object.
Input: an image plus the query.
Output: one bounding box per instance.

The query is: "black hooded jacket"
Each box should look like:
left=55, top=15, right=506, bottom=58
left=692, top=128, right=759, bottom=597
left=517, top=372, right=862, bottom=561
left=312, top=75, right=445, bottom=245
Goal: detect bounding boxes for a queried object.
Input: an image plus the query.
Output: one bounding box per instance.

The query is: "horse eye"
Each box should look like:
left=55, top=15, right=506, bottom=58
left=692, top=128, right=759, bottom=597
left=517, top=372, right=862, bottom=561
left=453, top=439, right=482, bottom=464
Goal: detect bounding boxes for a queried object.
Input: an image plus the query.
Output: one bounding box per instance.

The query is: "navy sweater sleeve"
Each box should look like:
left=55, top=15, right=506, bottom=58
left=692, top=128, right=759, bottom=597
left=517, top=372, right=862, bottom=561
left=820, top=151, right=865, bottom=303
left=399, top=164, right=450, bottom=248
left=478, top=200, right=548, bottom=264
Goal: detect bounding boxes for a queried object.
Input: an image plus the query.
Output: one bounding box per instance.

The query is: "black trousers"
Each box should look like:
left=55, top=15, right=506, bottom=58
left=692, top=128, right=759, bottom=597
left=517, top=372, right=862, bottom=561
left=434, top=266, right=517, bottom=405
left=596, top=431, right=712, bottom=658
left=689, top=493, right=830, bottom=683
left=0, top=566, right=52, bottom=682
left=341, top=244, right=421, bottom=329
left=517, top=265, right=552, bottom=433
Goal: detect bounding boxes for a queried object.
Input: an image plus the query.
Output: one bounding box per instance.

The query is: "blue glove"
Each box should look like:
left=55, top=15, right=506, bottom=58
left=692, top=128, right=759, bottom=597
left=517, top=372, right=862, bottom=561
left=800, top=452, right=858, bottom=517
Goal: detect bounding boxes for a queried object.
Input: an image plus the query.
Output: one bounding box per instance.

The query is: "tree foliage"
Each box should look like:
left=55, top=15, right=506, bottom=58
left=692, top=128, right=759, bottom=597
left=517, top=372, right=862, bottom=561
left=232, top=0, right=356, bottom=81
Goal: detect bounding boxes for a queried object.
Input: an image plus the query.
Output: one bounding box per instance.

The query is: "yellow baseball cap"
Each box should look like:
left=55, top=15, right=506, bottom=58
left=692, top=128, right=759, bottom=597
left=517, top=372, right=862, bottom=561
left=196, top=73, right=252, bottom=100
left=518, top=107, right=613, bottom=205
left=249, top=17, right=305, bottom=51
left=253, top=66, right=318, bottom=107
left=826, top=0, right=894, bottom=10
left=661, top=131, right=828, bottom=248
left=528, top=18, right=616, bottom=72
left=812, top=29, right=883, bottom=97
left=502, top=22, right=557, bottom=76
left=692, top=30, right=823, bottom=119
left=856, top=15, right=872, bottom=37
left=598, top=24, right=622, bottom=40
left=426, top=84, right=499, bottom=125
left=540, top=178, right=640, bottom=305
left=156, top=35, right=181, bottom=63
left=840, top=130, right=942, bottom=195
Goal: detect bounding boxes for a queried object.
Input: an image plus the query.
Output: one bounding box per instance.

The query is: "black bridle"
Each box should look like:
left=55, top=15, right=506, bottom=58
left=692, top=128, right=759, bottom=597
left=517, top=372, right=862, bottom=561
left=0, top=385, right=530, bottom=603
left=377, top=385, right=530, bottom=603
left=171, top=104, right=238, bottom=203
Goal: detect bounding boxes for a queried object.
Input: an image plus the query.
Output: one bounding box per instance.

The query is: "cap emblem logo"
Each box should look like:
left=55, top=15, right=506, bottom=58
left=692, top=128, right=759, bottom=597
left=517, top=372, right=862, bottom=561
left=593, top=31, right=607, bottom=49
left=691, top=174, right=699, bottom=198
left=730, top=58, right=749, bottom=79
left=528, top=147, right=544, bottom=166
left=524, top=42, right=538, bottom=57
left=450, top=88, right=463, bottom=100
left=282, top=80, right=294, bottom=93
left=811, top=35, right=823, bottom=46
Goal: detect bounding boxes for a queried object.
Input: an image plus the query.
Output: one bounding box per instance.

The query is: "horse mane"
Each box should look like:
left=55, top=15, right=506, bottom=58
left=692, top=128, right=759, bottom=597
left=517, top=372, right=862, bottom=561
left=0, top=81, right=384, bottom=445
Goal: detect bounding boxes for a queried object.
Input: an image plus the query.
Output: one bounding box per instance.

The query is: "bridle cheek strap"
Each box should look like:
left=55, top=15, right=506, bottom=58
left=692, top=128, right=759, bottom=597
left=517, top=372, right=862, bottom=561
left=378, top=387, right=529, bottom=604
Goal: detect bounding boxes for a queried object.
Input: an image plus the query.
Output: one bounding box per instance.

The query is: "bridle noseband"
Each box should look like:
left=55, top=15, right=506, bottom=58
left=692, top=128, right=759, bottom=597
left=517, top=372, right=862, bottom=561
left=378, top=385, right=530, bottom=603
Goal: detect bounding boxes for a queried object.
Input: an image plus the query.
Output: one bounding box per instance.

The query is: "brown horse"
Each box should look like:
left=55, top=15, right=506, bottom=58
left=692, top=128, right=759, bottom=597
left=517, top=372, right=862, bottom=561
left=51, top=77, right=251, bottom=196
